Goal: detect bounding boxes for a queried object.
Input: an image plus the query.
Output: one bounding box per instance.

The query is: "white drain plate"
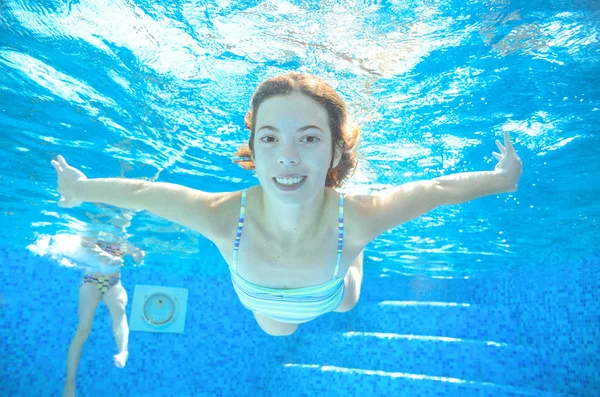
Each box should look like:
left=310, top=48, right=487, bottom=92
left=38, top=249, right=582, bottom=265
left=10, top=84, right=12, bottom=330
left=129, top=285, right=188, bottom=333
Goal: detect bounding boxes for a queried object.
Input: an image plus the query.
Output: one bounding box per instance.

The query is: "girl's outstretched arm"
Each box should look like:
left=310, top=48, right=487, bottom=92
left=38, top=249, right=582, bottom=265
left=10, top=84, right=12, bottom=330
left=351, top=131, right=523, bottom=243
left=50, top=155, right=234, bottom=242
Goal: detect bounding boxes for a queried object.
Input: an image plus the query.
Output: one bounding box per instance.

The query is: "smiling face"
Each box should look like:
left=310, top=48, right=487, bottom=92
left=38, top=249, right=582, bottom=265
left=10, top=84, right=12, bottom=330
left=253, top=91, right=340, bottom=204
left=235, top=73, right=360, bottom=189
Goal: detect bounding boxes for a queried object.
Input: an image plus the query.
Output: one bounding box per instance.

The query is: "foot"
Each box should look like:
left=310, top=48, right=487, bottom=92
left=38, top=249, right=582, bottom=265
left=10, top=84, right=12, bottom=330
left=62, top=382, right=75, bottom=397
left=113, top=351, right=129, bottom=368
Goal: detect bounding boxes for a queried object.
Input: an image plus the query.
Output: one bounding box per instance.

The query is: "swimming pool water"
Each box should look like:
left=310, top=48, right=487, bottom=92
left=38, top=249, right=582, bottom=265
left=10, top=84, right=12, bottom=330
left=1, top=0, right=598, bottom=396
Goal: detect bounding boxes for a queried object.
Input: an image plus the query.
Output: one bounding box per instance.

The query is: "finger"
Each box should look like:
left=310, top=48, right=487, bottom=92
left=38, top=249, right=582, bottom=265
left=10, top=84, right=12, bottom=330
left=95, top=249, right=122, bottom=266
left=57, top=155, right=68, bottom=167
left=92, top=247, right=114, bottom=264
left=58, top=197, right=77, bottom=208
left=495, top=140, right=505, bottom=153
left=51, top=160, right=62, bottom=172
left=87, top=244, right=103, bottom=255
left=492, top=152, right=502, bottom=160
left=504, top=131, right=515, bottom=151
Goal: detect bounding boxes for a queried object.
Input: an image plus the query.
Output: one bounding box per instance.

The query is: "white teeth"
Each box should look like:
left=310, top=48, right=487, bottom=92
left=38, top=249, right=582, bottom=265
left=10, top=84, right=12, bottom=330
left=275, top=176, right=305, bottom=185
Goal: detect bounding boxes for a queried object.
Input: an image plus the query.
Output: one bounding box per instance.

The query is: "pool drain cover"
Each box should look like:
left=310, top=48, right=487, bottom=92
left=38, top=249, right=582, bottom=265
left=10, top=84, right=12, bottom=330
left=130, top=285, right=188, bottom=334
left=143, top=293, right=175, bottom=325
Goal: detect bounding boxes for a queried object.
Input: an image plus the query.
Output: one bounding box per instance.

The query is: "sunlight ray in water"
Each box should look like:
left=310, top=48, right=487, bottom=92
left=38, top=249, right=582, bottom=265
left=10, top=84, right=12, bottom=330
left=282, top=363, right=567, bottom=396
left=379, top=300, right=471, bottom=308
left=343, top=331, right=509, bottom=348
left=284, top=362, right=469, bottom=383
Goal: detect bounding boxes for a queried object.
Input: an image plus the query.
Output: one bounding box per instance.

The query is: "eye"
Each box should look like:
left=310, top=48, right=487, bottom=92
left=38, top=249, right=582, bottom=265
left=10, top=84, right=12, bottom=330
left=259, top=136, right=277, bottom=143
left=301, top=136, right=320, bottom=144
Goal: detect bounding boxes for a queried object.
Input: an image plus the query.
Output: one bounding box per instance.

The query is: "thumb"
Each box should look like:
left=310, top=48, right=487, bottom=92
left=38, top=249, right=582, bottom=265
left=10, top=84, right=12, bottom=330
left=58, top=197, right=68, bottom=208
left=58, top=197, right=78, bottom=208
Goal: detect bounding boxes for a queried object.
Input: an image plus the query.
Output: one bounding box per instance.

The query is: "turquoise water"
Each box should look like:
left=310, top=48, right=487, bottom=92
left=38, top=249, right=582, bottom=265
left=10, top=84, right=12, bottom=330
left=1, top=1, right=599, bottom=396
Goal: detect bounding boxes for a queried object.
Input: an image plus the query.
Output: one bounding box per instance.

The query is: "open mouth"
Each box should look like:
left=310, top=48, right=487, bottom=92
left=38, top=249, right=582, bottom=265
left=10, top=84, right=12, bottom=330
left=273, top=176, right=307, bottom=191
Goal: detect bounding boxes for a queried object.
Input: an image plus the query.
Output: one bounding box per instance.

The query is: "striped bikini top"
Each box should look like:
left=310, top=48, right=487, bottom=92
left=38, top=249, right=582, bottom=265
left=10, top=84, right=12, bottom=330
left=229, top=189, right=346, bottom=324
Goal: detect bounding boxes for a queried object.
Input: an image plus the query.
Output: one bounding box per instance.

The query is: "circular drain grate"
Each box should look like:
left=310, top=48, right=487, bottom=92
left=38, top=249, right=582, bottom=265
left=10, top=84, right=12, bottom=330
left=143, top=293, right=175, bottom=326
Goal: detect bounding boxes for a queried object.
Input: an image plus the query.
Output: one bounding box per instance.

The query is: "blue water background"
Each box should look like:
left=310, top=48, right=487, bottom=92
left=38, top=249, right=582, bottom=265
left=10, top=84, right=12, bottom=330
left=0, top=0, right=599, bottom=396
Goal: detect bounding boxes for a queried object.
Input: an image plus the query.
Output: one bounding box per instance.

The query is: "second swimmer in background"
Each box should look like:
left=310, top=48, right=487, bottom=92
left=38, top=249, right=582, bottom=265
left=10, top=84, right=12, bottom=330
left=62, top=213, right=144, bottom=397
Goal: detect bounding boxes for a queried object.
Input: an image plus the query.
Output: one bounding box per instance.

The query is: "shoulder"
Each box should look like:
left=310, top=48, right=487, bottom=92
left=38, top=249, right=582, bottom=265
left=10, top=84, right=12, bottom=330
left=209, top=188, right=248, bottom=219
left=339, top=192, right=380, bottom=248
left=339, top=181, right=441, bottom=247
left=206, top=187, right=255, bottom=241
left=209, top=189, right=246, bottom=211
left=341, top=192, right=377, bottom=217
left=212, top=186, right=262, bottom=213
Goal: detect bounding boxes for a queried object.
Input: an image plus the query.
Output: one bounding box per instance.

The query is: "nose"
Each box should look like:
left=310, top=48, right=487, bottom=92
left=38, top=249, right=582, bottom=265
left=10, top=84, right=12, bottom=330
left=277, top=143, right=299, bottom=165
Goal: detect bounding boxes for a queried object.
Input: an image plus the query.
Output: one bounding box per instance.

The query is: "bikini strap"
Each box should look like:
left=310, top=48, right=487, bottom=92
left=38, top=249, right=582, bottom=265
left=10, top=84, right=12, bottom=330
left=332, top=193, right=344, bottom=279
left=233, top=190, right=343, bottom=277
left=232, top=189, right=247, bottom=272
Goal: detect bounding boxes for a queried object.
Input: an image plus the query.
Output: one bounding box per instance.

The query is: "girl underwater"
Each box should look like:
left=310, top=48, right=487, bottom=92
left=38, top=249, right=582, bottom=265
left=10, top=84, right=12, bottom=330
left=59, top=214, right=144, bottom=397
left=51, top=72, right=522, bottom=337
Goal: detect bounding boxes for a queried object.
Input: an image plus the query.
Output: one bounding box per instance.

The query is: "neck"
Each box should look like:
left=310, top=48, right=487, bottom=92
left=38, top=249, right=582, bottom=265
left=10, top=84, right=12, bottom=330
left=257, top=187, right=328, bottom=240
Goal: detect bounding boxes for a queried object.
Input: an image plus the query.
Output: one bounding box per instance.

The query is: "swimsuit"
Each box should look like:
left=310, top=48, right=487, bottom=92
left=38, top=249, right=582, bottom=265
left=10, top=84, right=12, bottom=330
left=80, top=274, right=121, bottom=296
left=80, top=241, right=124, bottom=296
left=229, top=189, right=346, bottom=324
left=95, top=241, right=126, bottom=258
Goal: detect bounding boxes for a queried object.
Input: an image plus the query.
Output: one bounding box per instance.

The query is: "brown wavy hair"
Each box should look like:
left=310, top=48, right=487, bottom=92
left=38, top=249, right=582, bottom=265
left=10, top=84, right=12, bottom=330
left=233, top=72, right=360, bottom=189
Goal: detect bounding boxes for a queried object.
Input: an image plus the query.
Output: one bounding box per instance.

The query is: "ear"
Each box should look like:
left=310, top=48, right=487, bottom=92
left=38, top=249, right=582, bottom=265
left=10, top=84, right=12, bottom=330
left=331, top=143, right=342, bottom=168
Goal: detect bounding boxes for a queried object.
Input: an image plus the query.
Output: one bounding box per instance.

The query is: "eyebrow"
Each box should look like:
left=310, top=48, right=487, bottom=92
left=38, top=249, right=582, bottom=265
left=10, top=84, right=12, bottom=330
left=256, top=125, right=324, bottom=133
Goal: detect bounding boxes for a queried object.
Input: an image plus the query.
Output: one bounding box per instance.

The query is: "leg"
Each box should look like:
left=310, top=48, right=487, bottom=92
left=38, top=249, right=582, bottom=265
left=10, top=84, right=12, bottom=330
left=63, top=282, right=101, bottom=397
left=334, top=251, right=364, bottom=313
left=252, top=312, right=299, bottom=336
left=102, top=281, right=129, bottom=368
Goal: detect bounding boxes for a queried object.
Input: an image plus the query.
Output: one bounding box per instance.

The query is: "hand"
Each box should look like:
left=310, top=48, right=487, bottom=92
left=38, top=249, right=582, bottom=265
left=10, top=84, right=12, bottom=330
left=78, top=237, right=124, bottom=268
left=51, top=155, right=87, bottom=208
left=131, top=249, right=146, bottom=264
left=492, top=131, right=523, bottom=192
